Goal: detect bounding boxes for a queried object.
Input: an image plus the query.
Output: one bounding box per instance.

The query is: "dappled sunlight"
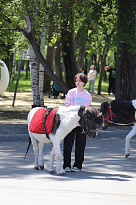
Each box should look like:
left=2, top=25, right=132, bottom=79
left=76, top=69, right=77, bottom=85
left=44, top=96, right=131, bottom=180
left=84, top=137, right=136, bottom=176
left=0, top=135, right=136, bottom=183
left=0, top=91, right=116, bottom=122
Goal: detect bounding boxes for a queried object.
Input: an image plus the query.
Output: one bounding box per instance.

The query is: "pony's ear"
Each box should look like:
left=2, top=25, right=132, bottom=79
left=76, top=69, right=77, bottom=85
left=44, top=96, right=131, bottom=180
left=78, top=106, right=85, bottom=117
left=100, top=102, right=109, bottom=112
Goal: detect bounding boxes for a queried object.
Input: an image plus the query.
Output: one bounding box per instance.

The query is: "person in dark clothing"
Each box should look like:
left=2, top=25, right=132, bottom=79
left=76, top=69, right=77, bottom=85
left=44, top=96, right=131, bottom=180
left=105, top=65, right=116, bottom=95
left=78, top=65, right=87, bottom=75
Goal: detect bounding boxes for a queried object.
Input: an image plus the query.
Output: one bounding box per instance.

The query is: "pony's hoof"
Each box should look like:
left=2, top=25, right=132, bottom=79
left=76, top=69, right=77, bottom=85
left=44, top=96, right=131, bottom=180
left=34, top=166, right=39, bottom=170
left=125, top=153, right=130, bottom=158
left=49, top=170, right=55, bottom=174
left=39, top=166, right=44, bottom=170
left=59, top=173, right=66, bottom=176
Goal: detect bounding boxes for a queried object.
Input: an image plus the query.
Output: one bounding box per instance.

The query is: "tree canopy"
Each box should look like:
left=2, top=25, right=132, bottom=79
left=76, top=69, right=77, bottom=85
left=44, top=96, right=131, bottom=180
left=0, top=0, right=136, bottom=100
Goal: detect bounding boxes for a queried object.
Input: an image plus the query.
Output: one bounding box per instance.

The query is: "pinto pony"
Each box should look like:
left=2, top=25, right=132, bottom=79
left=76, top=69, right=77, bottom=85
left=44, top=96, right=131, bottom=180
left=100, top=100, right=136, bottom=158
left=26, top=105, right=101, bottom=174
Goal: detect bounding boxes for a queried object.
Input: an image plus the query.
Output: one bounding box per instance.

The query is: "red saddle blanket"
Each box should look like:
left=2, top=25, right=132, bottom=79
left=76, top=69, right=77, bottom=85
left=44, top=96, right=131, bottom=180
left=29, top=108, right=58, bottom=134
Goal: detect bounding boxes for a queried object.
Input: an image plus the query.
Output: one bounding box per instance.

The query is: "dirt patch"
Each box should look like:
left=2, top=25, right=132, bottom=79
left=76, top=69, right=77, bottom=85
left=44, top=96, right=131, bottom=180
left=0, top=91, right=115, bottom=123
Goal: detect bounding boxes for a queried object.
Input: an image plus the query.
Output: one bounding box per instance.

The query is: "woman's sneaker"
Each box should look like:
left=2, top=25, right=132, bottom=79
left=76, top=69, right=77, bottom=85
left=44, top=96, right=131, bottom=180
left=64, top=167, right=71, bottom=172
left=71, top=167, right=81, bottom=172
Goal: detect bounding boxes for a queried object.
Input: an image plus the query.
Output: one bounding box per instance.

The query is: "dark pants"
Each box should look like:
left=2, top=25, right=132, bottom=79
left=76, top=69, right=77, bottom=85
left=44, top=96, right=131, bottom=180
left=108, top=77, right=115, bottom=94
left=63, top=126, right=86, bottom=170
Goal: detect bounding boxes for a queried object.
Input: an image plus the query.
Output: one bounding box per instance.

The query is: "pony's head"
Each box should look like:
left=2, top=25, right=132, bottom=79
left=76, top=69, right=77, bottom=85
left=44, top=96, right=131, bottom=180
left=79, top=106, right=102, bottom=138
left=100, top=102, right=112, bottom=130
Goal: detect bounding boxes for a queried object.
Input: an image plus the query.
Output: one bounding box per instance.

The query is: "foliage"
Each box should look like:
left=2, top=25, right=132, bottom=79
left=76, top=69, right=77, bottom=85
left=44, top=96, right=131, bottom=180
left=1, top=0, right=136, bottom=96
left=114, top=0, right=136, bottom=53
left=1, top=0, right=135, bottom=59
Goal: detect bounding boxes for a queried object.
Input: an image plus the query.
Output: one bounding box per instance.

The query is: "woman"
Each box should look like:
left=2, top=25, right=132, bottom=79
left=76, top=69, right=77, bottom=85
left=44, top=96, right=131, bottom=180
left=88, top=65, right=97, bottom=94
left=63, top=73, right=92, bottom=172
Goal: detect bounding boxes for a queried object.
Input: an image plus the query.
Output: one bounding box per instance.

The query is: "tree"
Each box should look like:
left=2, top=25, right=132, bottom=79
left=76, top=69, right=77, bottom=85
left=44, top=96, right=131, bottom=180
left=116, top=0, right=136, bottom=100
left=39, top=26, right=46, bottom=106
left=24, top=15, right=40, bottom=106
left=11, top=48, right=16, bottom=84
left=60, top=2, right=78, bottom=89
left=43, top=24, right=54, bottom=93
left=1, top=0, right=135, bottom=100
left=61, top=20, right=78, bottom=89
left=1, top=0, right=69, bottom=96
left=54, top=38, right=62, bottom=80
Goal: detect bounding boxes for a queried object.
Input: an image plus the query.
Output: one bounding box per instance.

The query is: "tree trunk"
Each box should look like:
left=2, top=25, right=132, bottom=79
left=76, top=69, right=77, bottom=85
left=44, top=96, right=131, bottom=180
left=97, top=47, right=107, bottom=95
left=61, top=21, right=78, bottom=89
left=25, top=60, right=29, bottom=79
left=23, top=29, right=69, bottom=94
left=97, top=55, right=103, bottom=95
left=85, top=52, right=88, bottom=74
left=116, top=43, right=136, bottom=100
left=43, top=25, right=54, bottom=93
left=77, top=41, right=86, bottom=69
left=55, top=38, right=62, bottom=80
left=11, top=49, right=16, bottom=84
left=24, top=15, right=40, bottom=106
left=29, top=45, right=40, bottom=106
left=39, top=27, right=46, bottom=106
left=115, top=0, right=136, bottom=100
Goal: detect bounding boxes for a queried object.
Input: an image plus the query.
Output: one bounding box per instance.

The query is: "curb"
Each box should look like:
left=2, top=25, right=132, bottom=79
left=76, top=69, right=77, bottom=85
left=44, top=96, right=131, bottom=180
left=0, top=130, right=130, bottom=142
left=97, top=130, right=130, bottom=138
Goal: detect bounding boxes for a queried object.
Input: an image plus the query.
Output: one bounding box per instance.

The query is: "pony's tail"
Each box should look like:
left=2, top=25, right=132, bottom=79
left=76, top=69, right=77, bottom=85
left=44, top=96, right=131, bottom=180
left=24, top=137, right=31, bottom=159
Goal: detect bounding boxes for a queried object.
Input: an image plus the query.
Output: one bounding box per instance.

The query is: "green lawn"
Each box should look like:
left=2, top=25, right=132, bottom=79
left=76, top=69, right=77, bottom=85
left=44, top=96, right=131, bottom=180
left=84, top=73, right=109, bottom=93
left=7, top=71, right=109, bottom=93
left=7, top=71, right=31, bottom=92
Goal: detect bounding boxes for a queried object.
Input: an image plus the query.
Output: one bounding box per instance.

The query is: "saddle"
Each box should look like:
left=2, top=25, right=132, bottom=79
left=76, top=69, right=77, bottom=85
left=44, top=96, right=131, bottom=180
left=29, top=108, right=58, bottom=138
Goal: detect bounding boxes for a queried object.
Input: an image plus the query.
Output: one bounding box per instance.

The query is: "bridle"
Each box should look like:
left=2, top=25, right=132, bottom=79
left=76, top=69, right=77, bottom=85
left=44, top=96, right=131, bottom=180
left=102, top=103, right=136, bottom=126
left=81, top=112, right=97, bottom=134
left=103, top=103, right=116, bottom=122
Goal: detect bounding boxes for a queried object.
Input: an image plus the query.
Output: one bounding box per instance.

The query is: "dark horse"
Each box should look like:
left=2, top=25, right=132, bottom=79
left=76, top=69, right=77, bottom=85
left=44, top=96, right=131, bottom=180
left=100, top=100, right=136, bottom=158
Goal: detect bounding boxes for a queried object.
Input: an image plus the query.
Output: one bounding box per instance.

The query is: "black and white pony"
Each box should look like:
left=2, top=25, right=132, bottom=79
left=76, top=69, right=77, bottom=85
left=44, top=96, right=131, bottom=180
left=100, top=100, right=136, bottom=158
left=26, top=105, right=102, bottom=175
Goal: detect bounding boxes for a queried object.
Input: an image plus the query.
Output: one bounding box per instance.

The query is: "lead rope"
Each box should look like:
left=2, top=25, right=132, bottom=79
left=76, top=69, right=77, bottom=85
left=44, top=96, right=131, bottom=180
left=105, top=120, right=136, bottom=126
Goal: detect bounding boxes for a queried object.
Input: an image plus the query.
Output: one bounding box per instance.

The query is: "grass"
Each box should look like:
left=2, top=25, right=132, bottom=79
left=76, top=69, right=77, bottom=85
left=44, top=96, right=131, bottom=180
left=6, top=71, right=109, bottom=94
left=7, top=71, right=32, bottom=92
left=84, top=73, right=109, bottom=93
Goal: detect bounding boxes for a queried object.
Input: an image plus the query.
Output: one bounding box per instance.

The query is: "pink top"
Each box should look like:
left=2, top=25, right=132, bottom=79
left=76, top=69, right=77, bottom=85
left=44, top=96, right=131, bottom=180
left=65, top=88, right=92, bottom=108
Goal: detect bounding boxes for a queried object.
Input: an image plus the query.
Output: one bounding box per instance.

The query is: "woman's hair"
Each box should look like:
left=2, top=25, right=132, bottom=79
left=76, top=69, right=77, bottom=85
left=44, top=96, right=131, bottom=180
left=74, top=73, right=87, bottom=85
left=90, top=65, right=96, bottom=70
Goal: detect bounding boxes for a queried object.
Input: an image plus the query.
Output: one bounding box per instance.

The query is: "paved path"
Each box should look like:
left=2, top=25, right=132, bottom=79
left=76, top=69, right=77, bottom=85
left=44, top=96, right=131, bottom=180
left=0, top=129, right=136, bottom=205
left=1, top=92, right=136, bottom=204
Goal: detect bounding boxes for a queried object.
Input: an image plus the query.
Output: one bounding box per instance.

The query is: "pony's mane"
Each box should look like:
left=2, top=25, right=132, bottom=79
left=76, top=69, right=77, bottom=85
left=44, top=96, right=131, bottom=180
left=87, top=106, right=98, bottom=116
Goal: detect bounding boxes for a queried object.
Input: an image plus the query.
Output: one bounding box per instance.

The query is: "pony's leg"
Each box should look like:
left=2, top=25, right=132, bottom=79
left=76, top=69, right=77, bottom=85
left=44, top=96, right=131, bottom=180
left=29, top=132, right=39, bottom=169
left=38, top=141, right=45, bottom=170
left=48, top=148, right=55, bottom=173
left=125, top=124, right=136, bottom=158
left=53, top=141, right=65, bottom=175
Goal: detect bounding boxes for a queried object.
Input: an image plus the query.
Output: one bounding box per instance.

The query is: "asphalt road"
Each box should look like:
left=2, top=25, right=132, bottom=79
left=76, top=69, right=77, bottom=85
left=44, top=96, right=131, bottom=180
left=0, top=127, right=136, bottom=205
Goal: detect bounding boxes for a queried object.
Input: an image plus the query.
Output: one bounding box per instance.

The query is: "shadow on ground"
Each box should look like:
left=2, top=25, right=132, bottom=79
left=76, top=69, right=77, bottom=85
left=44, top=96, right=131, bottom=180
left=0, top=136, right=136, bottom=181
